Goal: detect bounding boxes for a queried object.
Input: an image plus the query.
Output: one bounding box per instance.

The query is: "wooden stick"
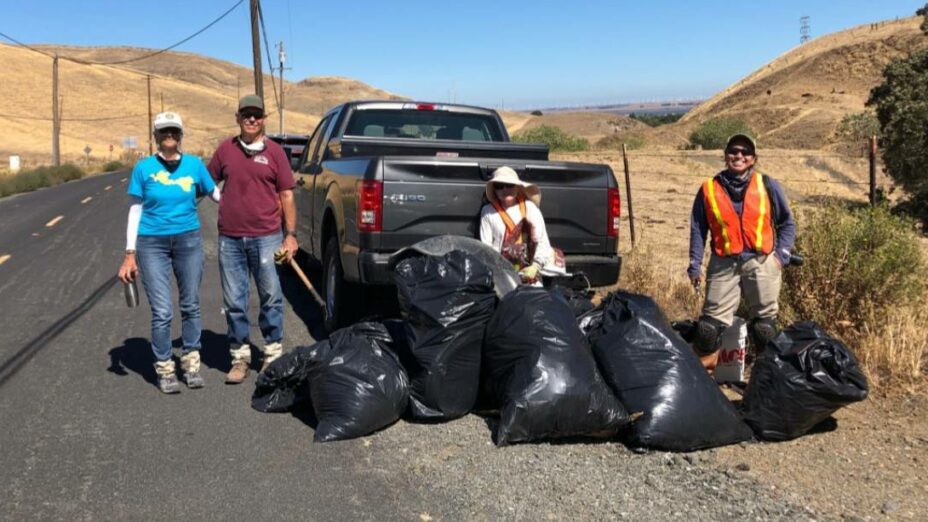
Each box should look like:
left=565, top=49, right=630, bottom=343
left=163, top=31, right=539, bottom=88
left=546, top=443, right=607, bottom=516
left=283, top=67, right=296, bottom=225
left=288, top=258, right=325, bottom=308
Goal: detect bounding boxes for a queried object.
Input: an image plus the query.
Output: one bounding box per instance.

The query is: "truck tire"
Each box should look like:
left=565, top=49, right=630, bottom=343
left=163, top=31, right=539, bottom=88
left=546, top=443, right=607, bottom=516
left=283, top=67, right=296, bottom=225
left=323, top=235, right=355, bottom=332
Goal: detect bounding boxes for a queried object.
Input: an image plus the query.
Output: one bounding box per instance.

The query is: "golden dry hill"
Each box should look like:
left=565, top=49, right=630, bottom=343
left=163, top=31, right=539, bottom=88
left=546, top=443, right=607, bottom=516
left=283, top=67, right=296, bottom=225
left=678, top=16, right=928, bottom=149
left=1, top=44, right=404, bottom=165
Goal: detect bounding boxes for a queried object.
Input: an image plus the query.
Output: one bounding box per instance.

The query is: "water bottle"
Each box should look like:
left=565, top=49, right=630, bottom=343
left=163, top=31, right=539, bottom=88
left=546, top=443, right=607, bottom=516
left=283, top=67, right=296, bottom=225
left=124, top=279, right=139, bottom=308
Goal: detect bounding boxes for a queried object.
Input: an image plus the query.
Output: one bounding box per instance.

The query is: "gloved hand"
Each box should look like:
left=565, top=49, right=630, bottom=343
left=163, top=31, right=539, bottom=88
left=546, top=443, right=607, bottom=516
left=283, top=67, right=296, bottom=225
left=519, top=263, right=539, bottom=283
left=274, top=248, right=290, bottom=266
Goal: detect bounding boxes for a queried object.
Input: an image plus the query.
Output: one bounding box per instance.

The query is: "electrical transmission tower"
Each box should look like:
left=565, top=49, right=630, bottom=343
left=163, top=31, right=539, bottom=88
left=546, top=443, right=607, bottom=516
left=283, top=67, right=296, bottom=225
left=800, top=16, right=811, bottom=44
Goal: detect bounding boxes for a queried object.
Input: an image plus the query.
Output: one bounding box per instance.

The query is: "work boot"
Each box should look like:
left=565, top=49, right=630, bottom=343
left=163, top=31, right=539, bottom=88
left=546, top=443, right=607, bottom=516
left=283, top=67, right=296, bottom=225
left=180, top=351, right=204, bottom=389
left=226, top=359, right=250, bottom=384
left=261, top=342, right=283, bottom=373
left=154, top=359, right=180, bottom=394
left=158, top=374, right=181, bottom=394
left=184, top=371, right=205, bottom=389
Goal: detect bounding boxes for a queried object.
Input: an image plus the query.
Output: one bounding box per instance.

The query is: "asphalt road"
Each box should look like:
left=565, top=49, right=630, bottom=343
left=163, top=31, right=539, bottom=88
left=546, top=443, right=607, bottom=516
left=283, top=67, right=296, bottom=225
left=0, top=172, right=431, bottom=520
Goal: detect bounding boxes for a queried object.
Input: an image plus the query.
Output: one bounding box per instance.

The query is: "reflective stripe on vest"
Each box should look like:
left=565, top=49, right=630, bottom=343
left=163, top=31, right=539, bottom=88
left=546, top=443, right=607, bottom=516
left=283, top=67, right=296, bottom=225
left=490, top=198, right=527, bottom=234
left=702, top=172, right=775, bottom=257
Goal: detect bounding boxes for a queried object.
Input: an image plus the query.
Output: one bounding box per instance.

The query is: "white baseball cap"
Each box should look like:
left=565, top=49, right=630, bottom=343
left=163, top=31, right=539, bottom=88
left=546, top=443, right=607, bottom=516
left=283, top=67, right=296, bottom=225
left=153, top=112, right=184, bottom=133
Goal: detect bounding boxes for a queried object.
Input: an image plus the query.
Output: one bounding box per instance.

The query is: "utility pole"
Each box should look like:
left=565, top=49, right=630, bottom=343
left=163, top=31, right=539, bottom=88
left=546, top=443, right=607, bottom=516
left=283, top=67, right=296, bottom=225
left=277, top=41, right=291, bottom=134
left=51, top=54, right=60, bottom=167
left=250, top=0, right=264, bottom=101
left=160, top=92, right=164, bottom=112
left=147, top=75, right=153, bottom=155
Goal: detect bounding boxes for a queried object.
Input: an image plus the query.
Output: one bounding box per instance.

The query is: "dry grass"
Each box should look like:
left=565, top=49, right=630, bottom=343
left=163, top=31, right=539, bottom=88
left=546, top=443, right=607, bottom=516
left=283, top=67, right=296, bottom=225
left=856, top=304, right=928, bottom=392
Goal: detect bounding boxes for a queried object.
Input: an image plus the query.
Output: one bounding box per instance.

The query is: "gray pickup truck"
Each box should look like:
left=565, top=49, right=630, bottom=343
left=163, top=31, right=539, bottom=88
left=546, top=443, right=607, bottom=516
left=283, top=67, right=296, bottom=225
left=293, top=101, right=621, bottom=330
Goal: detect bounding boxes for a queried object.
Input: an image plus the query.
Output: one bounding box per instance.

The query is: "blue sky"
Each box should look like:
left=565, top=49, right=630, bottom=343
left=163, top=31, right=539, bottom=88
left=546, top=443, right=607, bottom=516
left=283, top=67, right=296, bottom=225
left=1, top=0, right=924, bottom=109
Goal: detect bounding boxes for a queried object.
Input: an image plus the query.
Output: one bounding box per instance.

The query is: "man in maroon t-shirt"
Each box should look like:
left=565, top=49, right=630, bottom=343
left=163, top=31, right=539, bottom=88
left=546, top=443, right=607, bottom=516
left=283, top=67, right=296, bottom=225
left=207, top=94, right=298, bottom=384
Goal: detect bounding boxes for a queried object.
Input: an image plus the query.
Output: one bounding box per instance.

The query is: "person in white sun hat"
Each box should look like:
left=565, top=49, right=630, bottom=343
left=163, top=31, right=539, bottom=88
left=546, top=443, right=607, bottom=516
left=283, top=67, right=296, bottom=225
left=118, top=111, right=220, bottom=394
left=479, top=166, right=563, bottom=285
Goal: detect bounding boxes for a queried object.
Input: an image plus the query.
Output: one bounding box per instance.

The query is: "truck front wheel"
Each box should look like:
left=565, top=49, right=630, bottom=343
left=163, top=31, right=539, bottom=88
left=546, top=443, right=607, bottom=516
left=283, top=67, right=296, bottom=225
left=323, top=235, right=355, bottom=332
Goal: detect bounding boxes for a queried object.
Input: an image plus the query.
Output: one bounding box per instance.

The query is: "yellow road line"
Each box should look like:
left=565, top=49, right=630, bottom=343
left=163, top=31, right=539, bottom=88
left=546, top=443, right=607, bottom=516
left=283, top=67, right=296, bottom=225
left=104, top=185, right=113, bottom=191
left=120, top=178, right=127, bottom=183
left=81, top=196, right=92, bottom=204
left=45, top=215, right=64, bottom=228
left=0, top=254, right=10, bottom=265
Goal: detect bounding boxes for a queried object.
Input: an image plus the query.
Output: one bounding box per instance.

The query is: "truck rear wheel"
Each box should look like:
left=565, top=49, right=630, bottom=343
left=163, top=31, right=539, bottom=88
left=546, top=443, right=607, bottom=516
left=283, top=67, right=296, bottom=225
left=323, top=235, right=355, bottom=332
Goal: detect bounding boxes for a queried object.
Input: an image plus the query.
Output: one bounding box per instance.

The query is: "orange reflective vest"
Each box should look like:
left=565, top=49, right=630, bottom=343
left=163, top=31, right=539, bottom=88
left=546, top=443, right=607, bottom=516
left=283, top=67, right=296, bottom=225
left=702, top=172, right=775, bottom=257
left=490, top=197, right=528, bottom=236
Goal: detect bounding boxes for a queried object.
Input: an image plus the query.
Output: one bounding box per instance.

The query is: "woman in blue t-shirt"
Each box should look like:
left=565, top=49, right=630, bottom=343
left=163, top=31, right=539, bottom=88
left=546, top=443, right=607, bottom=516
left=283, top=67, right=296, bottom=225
left=117, top=112, right=220, bottom=394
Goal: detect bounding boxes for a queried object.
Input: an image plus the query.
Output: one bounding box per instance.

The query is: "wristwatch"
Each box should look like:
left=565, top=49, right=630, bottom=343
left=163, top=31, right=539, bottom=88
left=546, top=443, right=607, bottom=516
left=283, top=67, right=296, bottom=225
left=126, top=249, right=137, bottom=255
left=285, top=230, right=297, bottom=238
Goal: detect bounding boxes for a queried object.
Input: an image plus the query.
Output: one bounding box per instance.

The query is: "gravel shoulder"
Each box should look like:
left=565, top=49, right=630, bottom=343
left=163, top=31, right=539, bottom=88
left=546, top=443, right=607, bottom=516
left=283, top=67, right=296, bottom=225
left=317, top=392, right=926, bottom=521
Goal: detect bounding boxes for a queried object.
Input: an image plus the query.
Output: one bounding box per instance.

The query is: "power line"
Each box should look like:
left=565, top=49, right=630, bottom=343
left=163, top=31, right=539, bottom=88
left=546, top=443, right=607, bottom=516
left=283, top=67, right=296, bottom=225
left=0, top=112, right=146, bottom=122
left=1, top=0, right=243, bottom=67
left=0, top=30, right=53, bottom=57
left=63, top=0, right=245, bottom=65
left=257, top=0, right=281, bottom=115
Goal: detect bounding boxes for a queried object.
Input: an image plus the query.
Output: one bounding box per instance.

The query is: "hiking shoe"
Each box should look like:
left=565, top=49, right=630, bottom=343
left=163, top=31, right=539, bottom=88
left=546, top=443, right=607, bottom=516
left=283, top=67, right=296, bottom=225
left=225, top=360, right=249, bottom=384
left=184, top=371, right=205, bottom=389
left=159, top=374, right=181, bottom=394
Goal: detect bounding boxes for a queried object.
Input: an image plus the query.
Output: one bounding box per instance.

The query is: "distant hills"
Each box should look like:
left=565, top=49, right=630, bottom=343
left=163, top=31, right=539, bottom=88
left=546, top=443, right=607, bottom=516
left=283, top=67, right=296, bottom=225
left=1, top=44, right=403, bottom=164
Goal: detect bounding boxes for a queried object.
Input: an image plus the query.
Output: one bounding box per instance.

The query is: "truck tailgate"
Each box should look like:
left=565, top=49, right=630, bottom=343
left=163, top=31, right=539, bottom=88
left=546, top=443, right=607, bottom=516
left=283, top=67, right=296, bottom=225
left=378, top=158, right=616, bottom=254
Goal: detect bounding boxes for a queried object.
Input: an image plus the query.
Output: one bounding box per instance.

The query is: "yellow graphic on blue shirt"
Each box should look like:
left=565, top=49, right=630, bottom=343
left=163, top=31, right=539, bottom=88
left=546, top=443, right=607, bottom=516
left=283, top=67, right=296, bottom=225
left=150, top=170, right=195, bottom=192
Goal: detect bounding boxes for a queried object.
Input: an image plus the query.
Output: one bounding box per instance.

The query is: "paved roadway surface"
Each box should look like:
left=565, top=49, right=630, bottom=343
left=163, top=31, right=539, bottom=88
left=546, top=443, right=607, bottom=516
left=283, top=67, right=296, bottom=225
left=0, top=171, right=432, bottom=520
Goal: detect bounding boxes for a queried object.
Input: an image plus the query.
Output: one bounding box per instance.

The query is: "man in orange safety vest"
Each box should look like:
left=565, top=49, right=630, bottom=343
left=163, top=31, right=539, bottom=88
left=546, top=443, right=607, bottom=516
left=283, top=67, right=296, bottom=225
left=687, top=134, right=796, bottom=357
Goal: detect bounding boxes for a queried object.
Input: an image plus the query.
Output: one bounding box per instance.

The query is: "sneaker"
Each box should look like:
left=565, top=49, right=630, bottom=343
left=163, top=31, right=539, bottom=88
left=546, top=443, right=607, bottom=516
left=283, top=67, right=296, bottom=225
left=158, top=374, right=181, bottom=394
left=184, top=371, right=205, bottom=389
left=225, top=360, right=249, bottom=384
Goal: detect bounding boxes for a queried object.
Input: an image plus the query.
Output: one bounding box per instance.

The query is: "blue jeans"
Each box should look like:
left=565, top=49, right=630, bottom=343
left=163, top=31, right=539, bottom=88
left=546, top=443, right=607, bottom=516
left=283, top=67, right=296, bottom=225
left=136, top=230, right=205, bottom=362
left=218, top=232, right=284, bottom=348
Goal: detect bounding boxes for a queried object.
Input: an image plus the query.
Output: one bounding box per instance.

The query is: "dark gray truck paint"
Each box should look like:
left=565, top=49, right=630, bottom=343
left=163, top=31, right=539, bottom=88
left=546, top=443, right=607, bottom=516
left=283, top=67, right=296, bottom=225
left=293, top=101, right=620, bottom=322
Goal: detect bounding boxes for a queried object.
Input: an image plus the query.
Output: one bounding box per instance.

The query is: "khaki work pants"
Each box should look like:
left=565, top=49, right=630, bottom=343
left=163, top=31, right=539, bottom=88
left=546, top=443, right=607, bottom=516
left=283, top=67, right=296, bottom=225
left=702, top=253, right=782, bottom=327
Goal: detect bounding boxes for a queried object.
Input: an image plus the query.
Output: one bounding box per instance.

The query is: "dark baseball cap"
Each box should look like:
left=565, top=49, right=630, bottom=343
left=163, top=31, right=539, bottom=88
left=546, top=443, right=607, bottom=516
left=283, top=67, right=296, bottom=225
left=726, top=133, right=757, bottom=150
left=238, top=94, right=264, bottom=112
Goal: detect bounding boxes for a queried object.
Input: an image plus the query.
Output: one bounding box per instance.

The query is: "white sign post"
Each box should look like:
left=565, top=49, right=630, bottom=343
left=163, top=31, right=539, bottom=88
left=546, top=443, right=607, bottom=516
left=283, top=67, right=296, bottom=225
left=9, top=155, right=21, bottom=173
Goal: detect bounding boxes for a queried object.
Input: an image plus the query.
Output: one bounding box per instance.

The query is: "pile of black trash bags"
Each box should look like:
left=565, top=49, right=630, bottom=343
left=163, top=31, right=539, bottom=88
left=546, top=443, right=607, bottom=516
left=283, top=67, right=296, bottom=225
left=252, top=236, right=868, bottom=449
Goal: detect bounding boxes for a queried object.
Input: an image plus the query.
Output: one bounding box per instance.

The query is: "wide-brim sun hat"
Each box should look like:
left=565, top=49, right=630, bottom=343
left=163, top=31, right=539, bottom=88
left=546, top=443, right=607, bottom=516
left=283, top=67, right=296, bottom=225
left=485, top=166, right=541, bottom=206
left=153, top=111, right=184, bottom=133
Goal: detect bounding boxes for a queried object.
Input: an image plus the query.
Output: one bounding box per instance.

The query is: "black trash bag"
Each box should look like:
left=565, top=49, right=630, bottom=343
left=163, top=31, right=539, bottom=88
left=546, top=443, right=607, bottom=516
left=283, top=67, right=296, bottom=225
left=483, top=287, right=629, bottom=445
left=251, top=322, right=410, bottom=442
left=586, top=292, right=753, bottom=451
left=741, top=321, right=869, bottom=441
left=671, top=319, right=698, bottom=344
left=550, top=285, right=596, bottom=317
left=389, top=235, right=520, bottom=298
left=309, top=322, right=410, bottom=442
left=252, top=342, right=327, bottom=413
left=394, top=250, right=497, bottom=421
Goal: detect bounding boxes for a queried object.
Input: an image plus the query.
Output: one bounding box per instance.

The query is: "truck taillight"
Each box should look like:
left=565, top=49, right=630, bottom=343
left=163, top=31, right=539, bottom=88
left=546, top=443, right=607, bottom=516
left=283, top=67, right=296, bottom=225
left=607, top=187, right=621, bottom=238
left=416, top=103, right=435, bottom=111
left=357, top=180, right=383, bottom=232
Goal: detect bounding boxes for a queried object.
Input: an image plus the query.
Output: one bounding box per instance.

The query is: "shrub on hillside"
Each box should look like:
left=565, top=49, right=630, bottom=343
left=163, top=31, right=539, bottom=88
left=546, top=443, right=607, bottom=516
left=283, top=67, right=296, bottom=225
left=596, top=133, right=647, bottom=151
left=781, top=203, right=927, bottom=386
left=103, top=160, right=127, bottom=172
left=688, top=117, right=754, bottom=150
left=530, top=110, right=543, bottom=116
left=630, top=112, right=684, bottom=127
left=867, top=47, right=928, bottom=222
left=0, top=164, right=85, bottom=198
left=835, top=111, right=880, bottom=144
left=513, top=125, right=589, bottom=152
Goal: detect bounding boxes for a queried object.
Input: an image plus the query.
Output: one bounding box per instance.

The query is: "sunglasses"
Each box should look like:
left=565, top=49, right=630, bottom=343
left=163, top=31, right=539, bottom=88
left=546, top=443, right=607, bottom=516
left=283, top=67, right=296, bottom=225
left=725, top=147, right=755, bottom=157
left=239, top=109, right=265, bottom=121
left=156, top=128, right=182, bottom=138
left=494, top=183, right=518, bottom=189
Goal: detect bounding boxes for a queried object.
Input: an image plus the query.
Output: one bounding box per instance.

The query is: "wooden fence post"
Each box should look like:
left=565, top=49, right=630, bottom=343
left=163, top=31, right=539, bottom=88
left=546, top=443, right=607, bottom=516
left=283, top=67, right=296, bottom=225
left=622, top=144, right=636, bottom=248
